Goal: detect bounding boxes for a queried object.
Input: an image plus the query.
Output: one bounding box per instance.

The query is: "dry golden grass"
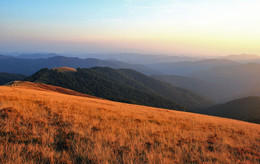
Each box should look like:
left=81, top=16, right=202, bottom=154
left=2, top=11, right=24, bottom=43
left=0, top=83, right=259, bottom=163
left=9, top=81, right=98, bottom=99
left=51, top=67, right=77, bottom=73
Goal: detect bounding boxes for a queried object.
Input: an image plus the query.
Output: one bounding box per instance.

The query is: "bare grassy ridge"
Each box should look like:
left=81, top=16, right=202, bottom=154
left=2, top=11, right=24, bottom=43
left=0, top=84, right=259, bottom=163
left=9, top=81, right=99, bottom=99
left=51, top=67, right=77, bottom=73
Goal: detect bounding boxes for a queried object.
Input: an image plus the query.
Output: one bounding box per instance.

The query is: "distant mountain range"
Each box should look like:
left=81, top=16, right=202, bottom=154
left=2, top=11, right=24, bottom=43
left=0, top=72, right=27, bottom=85
left=219, top=54, right=260, bottom=63
left=189, top=63, right=260, bottom=101
left=153, top=63, right=260, bottom=102
left=25, top=67, right=213, bottom=110
left=152, top=75, right=228, bottom=102
left=234, top=88, right=260, bottom=99
left=198, top=97, right=260, bottom=124
left=2, top=53, right=260, bottom=77
left=16, top=53, right=61, bottom=59
left=0, top=55, right=159, bottom=75
left=3, top=53, right=260, bottom=64
left=80, top=53, right=201, bottom=64
left=146, top=59, right=239, bottom=75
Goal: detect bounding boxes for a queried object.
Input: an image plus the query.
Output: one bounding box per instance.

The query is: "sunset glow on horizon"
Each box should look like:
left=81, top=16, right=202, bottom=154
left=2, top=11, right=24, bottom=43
left=1, top=0, right=260, bottom=56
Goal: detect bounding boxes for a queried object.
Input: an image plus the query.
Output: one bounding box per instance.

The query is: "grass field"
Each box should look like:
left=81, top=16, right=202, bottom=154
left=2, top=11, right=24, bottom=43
left=0, top=82, right=259, bottom=163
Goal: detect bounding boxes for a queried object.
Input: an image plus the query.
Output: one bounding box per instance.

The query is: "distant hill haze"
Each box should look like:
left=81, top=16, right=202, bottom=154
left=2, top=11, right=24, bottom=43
left=25, top=67, right=213, bottom=110
left=189, top=63, right=260, bottom=101
left=0, top=55, right=159, bottom=75
left=220, top=54, right=260, bottom=62
left=152, top=62, right=260, bottom=102
left=152, top=75, right=228, bottom=102
left=199, top=96, right=260, bottom=124
left=83, top=53, right=201, bottom=64
left=234, top=88, right=260, bottom=99
left=16, top=53, right=61, bottom=59
left=146, top=59, right=239, bottom=75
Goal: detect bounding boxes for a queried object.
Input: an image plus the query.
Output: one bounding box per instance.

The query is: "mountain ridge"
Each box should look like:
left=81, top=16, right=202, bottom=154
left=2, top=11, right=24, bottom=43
left=25, top=67, right=213, bottom=110
left=189, top=63, right=260, bottom=101
left=0, top=55, right=159, bottom=75
left=152, top=74, right=227, bottom=102
left=199, top=96, right=260, bottom=124
left=0, top=72, right=27, bottom=85
left=146, top=59, right=239, bottom=75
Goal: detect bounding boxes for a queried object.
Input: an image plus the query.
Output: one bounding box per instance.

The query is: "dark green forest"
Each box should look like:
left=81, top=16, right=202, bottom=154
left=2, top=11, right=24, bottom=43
left=0, top=72, right=27, bottom=85
left=26, top=67, right=212, bottom=110
left=199, top=96, right=260, bottom=124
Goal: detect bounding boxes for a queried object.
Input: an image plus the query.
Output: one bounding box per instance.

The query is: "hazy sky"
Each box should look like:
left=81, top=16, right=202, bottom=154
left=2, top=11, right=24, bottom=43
left=1, top=0, right=260, bottom=56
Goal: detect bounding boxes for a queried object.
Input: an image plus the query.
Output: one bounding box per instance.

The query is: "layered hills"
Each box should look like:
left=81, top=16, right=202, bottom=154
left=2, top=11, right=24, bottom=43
left=153, top=63, right=260, bottom=102
left=152, top=74, right=260, bottom=124
left=25, top=67, right=212, bottom=110
left=220, top=54, right=260, bottom=63
left=0, top=83, right=259, bottom=163
left=146, top=59, right=238, bottom=75
left=0, top=72, right=27, bottom=85
left=189, top=63, right=260, bottom=101
left=0, top=55, right=158, bottom=75
left=199, top=97, right=260, bottom=124
left=151, top=75, right=227, bottom=102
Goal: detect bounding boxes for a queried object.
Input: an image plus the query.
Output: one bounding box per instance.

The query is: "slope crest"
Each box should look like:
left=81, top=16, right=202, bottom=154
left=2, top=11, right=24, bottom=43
left=7, top=81, right=98, bottom=99
left=51, top=67, right=76, bottom=73
left=200, top=96, right=260, bottom=124
left=25, top=67, right=213, bottom=110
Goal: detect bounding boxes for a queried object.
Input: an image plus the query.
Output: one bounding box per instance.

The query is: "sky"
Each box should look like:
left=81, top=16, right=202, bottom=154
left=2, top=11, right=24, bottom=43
left=0, top=0, right=260, bottom=56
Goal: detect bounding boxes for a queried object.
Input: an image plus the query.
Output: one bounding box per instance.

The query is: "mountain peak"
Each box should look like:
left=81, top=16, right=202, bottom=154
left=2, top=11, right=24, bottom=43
left=51, top=67, right=77, bottom=73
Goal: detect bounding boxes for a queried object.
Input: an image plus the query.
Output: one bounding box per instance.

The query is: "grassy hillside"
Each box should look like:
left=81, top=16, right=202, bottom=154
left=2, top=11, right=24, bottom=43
left=200, top=97, right=260, bottom=124
left=0, top=72, right=27, bottom=85
left=0, top=84, right=259, bottom=163
left=7, top=81, right=99, bottom=99
left=26, top=67, right=212, bottom=109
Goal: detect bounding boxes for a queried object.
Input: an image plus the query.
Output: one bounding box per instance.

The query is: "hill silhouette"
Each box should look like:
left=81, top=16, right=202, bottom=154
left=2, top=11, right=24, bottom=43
left=190, top=63, right=260, bottom=101
left=152, top=74, right=228, bottom=102
left=0, top=72, right=27, bottom=85
left=234, top=88, right=260, bottom=99
left=199, top=97, right=260, bottom=124
left=17, top=53, right=60, bottom=59
left=0, top=55, right=159, bottom=75
left=25, top=67, right=212, bottom=109
left=146, top=59, right=238, bottom=75
left=0, top=83, right=259, bottom=163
